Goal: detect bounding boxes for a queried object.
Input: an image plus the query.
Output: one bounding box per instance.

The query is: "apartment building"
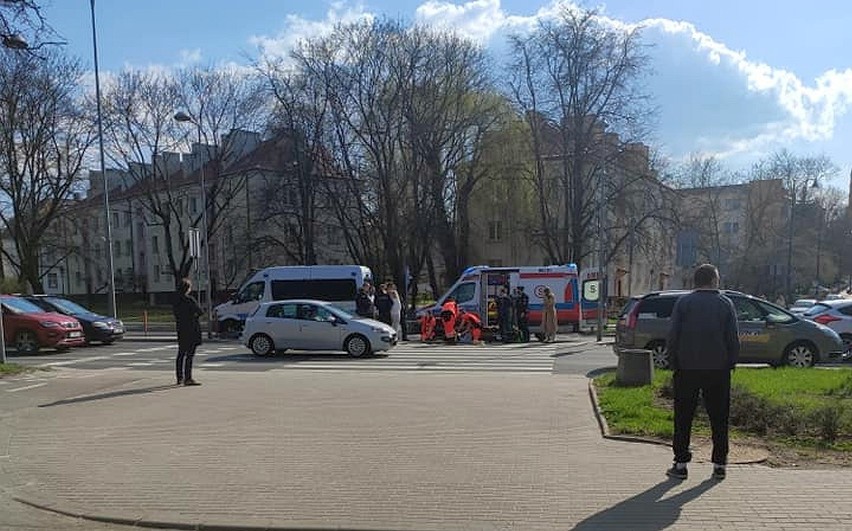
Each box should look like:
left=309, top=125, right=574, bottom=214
left=39, top=129, right=350, bottom=304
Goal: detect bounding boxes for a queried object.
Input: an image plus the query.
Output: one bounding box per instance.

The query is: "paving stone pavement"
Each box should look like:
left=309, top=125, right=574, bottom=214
left=1, top=369, right=851, bottom=530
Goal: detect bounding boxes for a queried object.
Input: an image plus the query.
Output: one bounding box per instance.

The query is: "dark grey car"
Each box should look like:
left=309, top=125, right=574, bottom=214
left=614, top=290, right=845, bottom=369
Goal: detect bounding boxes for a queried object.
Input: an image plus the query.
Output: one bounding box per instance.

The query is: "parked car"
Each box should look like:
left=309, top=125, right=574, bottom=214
left=25, top=295, right=124, bottom=345
left=0, top=295, right=86, bottom=353
left=241, top=299, right=398, bottom=357
left=801, top=299, right=852, bottom=354
left=614, top=290, right=845, bottom=369
left=789, top=298, right=817, bottom=315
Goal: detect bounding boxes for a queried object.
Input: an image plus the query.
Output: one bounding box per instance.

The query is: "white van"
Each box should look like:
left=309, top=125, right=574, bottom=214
left=214, top=265, right=373, bottom=335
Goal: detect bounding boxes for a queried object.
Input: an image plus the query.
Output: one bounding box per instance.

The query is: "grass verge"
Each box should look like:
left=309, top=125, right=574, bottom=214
left=594, top=367, right=852, bottom=453
left=0, top=363, right=37, bottom=377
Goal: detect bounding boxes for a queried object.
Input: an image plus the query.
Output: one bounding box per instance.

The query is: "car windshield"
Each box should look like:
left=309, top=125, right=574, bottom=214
left=45, top=297, right=93, bottom=316
left=803, top=303, right=831, bottom=317
left=327, top=305, right=355, bottom=320
left=2, top=297, right=47, bottom=314
left=792, top=300, right=815, bottom=308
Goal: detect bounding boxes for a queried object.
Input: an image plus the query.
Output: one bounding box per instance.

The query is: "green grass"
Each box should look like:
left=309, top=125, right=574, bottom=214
left=594, top=367, right=852, bottom=452
left=0, top=363, right=35, bottom=377
left=594, top=371, right=674, bottom=438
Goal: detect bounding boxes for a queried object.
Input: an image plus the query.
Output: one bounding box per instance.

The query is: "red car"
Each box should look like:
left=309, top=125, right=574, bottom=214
left=1, top=295, right=86, bottom=353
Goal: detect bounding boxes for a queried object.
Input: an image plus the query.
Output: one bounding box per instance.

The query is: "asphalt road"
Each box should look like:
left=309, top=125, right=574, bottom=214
left=5, top=336, right=618, bottom=376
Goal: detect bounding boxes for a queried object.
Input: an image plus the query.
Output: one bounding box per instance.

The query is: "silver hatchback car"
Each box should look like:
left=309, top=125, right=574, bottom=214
left=242, top=299, right=398, bottom=357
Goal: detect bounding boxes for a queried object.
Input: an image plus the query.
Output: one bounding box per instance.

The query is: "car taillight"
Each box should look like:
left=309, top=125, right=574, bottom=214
left=626, top=305, right=640, bottom=329
left=814, top=314, right=841, bottom=325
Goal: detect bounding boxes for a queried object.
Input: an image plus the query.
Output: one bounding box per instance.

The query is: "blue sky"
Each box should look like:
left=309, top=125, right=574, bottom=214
left=39, top=0, right=852, bottom=191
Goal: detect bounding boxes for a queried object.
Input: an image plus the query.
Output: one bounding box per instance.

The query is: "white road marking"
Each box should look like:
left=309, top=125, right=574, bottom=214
left=126, top=362, right=153, bottom=367
left=41, top=356, right=108, bottom=367
left=199, top=363, right=225, bottom=367
left=6, top=383, right=47, bottom=393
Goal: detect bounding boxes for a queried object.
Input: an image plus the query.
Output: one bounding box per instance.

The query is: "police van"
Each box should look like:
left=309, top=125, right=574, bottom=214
left=214, top=265, right=373, bottom=335
left=418, top=264, right=600, bottom=338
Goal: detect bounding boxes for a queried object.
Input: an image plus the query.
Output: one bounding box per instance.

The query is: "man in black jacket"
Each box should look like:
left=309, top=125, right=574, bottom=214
left=173, top=277, right=204, bottom=386
left=666, top=263, right=740, bottom=481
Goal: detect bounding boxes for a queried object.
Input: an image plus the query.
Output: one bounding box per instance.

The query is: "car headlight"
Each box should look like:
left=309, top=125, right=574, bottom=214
left=40, top=321, right=59, bottom=328
left=370, top=326, right=387, bottom=333
left=92, top=321, right=110, bottom=329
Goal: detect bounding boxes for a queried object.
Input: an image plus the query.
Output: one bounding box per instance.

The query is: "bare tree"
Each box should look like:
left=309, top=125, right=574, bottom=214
left=0, top=49, right=93, bottom=292
left=508, top=6, right=654, bottom=268
left=0, top=0, right=60, bottom=50
left=752, top=150, right=838, bottom=300
left=174, top=65, right=266, bottom=294
left=101, top=66, right=264, bottom=291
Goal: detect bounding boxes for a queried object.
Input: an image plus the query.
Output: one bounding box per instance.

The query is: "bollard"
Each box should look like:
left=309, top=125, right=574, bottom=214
left=143, top=310, right=148, bottom=335
left=616, top=348, right=653, bottom=386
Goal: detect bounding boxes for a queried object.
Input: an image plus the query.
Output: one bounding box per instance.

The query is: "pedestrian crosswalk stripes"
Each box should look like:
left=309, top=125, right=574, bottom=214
left=265, top=342, right=562, bottom=373
left=17, top=340, right=589, bottom=375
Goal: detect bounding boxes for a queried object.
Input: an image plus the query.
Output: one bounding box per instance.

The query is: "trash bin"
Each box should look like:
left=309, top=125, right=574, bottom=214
left=616, top=348, right=653, bottom=386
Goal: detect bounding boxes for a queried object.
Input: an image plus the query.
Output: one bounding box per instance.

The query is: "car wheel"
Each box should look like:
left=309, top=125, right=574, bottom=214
left=249, top=334, right=275, bottom=357
left=345, top=334, right=371, bottom=358
left=646, top=341, right=670, bottom=369
left=784, top=341, right=817, bottom=368
left=840, top=334, right=852, bottom=354
left=15, top=329, right=40, bottom=354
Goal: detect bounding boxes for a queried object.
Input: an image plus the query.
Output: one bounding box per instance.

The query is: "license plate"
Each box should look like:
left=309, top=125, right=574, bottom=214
left=69, top=331, right=82, bottom=338
left=114, top=327, right=124, bottom=334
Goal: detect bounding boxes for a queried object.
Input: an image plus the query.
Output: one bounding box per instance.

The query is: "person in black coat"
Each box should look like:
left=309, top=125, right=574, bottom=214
left=173, top=277, right=203, bottom=386
left=374, top=283, right=393, bottom=325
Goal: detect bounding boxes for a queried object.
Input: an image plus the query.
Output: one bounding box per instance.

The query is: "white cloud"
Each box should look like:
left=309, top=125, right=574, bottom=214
left=250, top=1, right=374, bottom=61
left=229, top=0, right=852, bottom=169
left=178, top=48, right=203, bottom=65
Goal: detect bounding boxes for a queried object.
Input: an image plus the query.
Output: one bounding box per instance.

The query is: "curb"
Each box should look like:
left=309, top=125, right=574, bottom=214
left=13, top=497, right=387, bottom=531
left=586, top=377, right=769, bottom=465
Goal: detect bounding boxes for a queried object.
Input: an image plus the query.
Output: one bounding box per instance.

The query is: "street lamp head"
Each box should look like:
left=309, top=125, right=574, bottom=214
left=1, top=33, right=29, bottom=49
left=174, top=111, right=194, bottom=123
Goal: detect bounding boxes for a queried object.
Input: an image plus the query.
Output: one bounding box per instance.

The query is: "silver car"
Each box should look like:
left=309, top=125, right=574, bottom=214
left=242, top=299, right=397, bottom=357
left=802, top=299, right=852, bottom=354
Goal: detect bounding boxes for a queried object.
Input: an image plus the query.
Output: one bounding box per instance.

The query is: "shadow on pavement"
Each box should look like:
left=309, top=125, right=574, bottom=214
left=572, top=478, right=717, bottom=530
left=205, top=352, right=390, bottom=364
left=38, top=384, right=178, bottom=408
left=585, top=367, right=617, bottom=378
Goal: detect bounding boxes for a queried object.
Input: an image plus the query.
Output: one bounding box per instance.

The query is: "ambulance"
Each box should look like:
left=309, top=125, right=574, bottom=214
left=418, top=264, right=601, bottom=338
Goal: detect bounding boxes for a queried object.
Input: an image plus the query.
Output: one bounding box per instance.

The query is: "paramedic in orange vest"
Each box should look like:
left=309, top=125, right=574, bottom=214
left=458, top=309, right=483, bottom=343
left=440, top=297, right=459, bottom=340
left=420, top=313, right=436, bottom=341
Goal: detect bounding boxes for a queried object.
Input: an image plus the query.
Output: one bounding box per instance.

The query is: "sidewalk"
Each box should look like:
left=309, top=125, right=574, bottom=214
left=2, top=369, right=851, bottom=530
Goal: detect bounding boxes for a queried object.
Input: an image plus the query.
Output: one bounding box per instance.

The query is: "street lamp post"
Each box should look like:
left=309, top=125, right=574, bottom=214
left=90, top=0, right=117, bottom=318
left=1, top=25, right=27, bottom=362
left=174, top=111, right=213, bottom=338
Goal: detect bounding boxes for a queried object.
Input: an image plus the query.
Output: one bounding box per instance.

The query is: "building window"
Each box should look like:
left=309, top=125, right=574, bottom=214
left=124, top=210, right=131, bottom=226
left=488, top=220, right=503, bottom=242
left=75, top=271, right=82, bottom=286
left=47, top=273, right=58, bottom=289
left=190, top=196, right=198, bottom=214
left=176, top=198, right=184, bottom=216
left=94, top=243, right=102, bottom=260
left=112, top=212, right=120, bottom=227
left=126, top=239, right=132, bottom=255
left=723, top=222, right=740, bottom=234
left=152, top=235, right=159, bottom=255
left=114, top=240, right=121, bottom=257
left=154, top=265, right=161, bottom=283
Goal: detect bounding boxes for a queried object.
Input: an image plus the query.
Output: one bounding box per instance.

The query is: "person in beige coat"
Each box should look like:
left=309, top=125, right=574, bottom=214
left=542, top=287, right=557, bottom=342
